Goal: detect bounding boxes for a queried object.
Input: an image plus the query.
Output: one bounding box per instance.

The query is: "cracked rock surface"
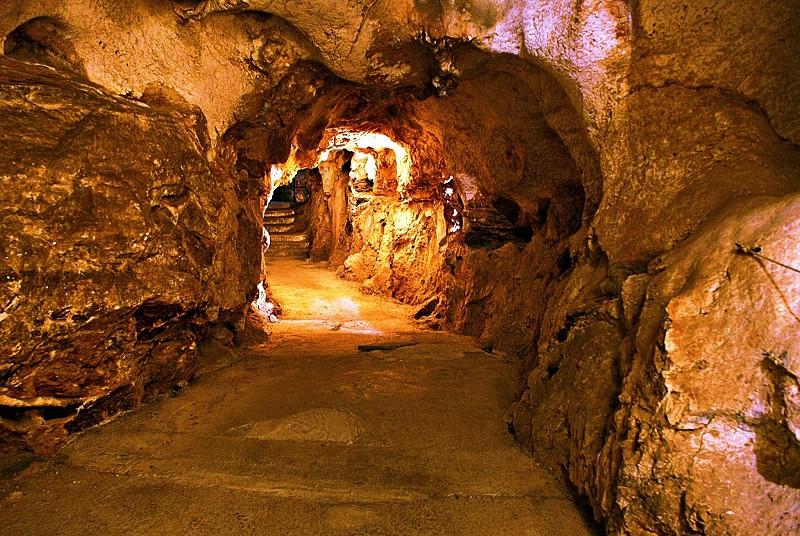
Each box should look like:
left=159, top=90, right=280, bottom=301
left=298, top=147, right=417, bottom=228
left=1, top=0, right=799, bottom=534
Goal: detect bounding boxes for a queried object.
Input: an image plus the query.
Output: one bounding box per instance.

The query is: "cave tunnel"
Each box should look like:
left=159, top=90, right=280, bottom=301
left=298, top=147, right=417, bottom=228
left=1, top=1, right=799, bottom=535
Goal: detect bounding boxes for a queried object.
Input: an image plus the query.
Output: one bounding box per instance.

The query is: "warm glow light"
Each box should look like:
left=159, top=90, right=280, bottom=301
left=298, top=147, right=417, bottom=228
left=394, top=205, right=414, bottom=232
left=335, top=297, right=359, bottom=314
left=441, top=175, right=463, bottom=234
left=350, top=152, right=378, bottom=184
left=364, top=154, right=377, bottom=182
left=270, top=165, right=284, bottom=182
left=276, top=129, right=412, bottom=196
left=309, top=296, right=361, bottom=317
left=319, top=130, right=413, bottom=193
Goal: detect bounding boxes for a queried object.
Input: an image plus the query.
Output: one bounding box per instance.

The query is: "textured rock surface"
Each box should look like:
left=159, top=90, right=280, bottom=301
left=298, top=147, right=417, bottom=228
left=0, top=260, right=597, bottom=536
left=0, top=59, right=259, bottom=453
left=1, top=0, right=799, bottom=534
left=606, top=195, right=800, bottom=535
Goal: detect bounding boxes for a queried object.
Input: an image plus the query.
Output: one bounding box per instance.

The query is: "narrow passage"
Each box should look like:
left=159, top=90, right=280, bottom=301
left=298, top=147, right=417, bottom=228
left=1, top=260, right=595, bottom=535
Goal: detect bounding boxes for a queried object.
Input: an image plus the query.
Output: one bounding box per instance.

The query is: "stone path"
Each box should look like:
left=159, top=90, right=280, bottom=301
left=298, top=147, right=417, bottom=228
left=0, top=260, right=597, bottom=535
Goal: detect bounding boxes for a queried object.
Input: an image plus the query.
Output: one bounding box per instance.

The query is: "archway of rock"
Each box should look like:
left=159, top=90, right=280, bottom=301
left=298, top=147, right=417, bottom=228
left=2, top=2, right=799, bottom=535
left=223, top=49, right=610, bottom=531
left=236, top=49, right=599, bottom=344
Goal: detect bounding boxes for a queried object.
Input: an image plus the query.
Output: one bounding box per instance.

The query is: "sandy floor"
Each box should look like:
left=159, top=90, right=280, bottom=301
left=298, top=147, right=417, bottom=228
left=0, top=260, right=598, bottom=535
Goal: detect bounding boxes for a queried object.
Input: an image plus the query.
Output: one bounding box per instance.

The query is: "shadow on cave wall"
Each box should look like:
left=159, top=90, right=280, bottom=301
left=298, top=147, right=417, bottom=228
left=756, top=353, right=800, bottom=489
left=4, top=16, right=86, bottom=76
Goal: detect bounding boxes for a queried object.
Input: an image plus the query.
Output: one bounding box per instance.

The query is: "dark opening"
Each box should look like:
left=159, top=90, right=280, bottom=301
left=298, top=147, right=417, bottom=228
left=272, top=184, right=294, bottom=203
left=4, top=17, right=84, bottom=75
left=272, top=169, right=313, bottom=205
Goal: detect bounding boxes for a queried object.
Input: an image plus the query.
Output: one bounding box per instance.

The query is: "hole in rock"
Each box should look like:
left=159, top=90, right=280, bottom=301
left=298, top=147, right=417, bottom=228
left=4, top=17, right=84, bottom=74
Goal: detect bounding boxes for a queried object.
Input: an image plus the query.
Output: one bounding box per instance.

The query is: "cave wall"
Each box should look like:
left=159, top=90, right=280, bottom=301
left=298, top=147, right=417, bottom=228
left=264, top=19, right=800, bottom=530
left=498, top=1, right=800, bottom=534
left=293, top=55, right=596, bottom=317
left=301, top=145, right=447, bottom=304
left=0, top=1, right=322, bottom=143
left=312, top=152, right=358, bottom=267
left=572, top=2, right=800, bottom=532
left=0, top=0, right=799, bottom=534
left=0, top=59, right=260, bottom=453
left=306, top=161, right=337, bottom=261
left=604, top=194, right=800, bottom=535
left=337, top=197, right=447, bottom=303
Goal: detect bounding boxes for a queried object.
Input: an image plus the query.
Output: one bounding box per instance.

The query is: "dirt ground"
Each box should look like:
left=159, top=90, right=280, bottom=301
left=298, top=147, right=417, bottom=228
left=0, top=259, right=598, bottom=535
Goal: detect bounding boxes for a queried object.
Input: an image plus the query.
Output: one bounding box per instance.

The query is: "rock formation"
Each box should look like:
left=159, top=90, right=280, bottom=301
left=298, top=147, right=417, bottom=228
left=0, top=58, right=261, bottom=452
left=1, top=1, right=798, bottom=534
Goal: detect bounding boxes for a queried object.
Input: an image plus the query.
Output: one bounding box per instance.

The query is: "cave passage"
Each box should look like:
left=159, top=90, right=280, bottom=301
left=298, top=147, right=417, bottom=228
left=0, top=258, right=597, bottom=535
left=2, top=2, right=799, bottom=534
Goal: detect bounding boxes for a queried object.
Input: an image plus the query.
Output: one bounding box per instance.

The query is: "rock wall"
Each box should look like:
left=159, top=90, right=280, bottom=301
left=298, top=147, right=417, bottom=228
left=604, top=194, right=800, bottom=535
left=1, top=0, right=799, bottom=533
left=0, top=59, right=260, bottom=454
left=267, top=24, right=800, bottom=530
left=337, top=198, right=446, bottom=302
left=301, top=141, right=446, bottom=304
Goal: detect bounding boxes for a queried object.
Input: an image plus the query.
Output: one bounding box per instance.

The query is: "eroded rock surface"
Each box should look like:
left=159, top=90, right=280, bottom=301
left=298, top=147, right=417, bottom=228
left=0, top=59, right=259, bottom=453
left=1, top=0, right=799, bottom=534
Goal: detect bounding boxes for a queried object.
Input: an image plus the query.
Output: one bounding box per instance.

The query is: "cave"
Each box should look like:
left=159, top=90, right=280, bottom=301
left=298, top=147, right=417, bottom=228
left=1, top=1, right=799, bottom=535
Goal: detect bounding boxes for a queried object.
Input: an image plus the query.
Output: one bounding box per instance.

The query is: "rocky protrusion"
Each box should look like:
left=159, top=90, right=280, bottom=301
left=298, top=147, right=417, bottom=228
left=0, top=59, right=258, bottom=454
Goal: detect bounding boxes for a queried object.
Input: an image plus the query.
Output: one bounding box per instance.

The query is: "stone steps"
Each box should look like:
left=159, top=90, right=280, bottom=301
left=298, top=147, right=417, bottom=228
left=267, top=223, right=294, bottom=233
left=270, top=241, right=310, bottom=255
left=264, top=215, right=296, bottom=226
left=270, top=232, right=309, bottom=243
left=264, top=204, right=310, bottom=259
left=264, top=207, right=297, bottom=218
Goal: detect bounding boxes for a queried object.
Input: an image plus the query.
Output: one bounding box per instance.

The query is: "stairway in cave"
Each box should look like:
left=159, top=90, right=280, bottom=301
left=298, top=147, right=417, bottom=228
left=264, top=201, right=310, bottom=259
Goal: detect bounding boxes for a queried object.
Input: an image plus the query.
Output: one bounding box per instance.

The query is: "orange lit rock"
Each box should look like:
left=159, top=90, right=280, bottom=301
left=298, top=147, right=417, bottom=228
left=1, top=0, right=799, bottom=533
left=0, top=59, right=259, bottom=453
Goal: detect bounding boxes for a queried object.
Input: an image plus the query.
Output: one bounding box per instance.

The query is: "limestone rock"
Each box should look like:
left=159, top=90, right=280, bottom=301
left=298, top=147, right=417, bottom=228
left=0, top=0, right=799, bottom=533
left=0, top=59, right=258, bottom=453
left=609, top=195, right=800, bottom=535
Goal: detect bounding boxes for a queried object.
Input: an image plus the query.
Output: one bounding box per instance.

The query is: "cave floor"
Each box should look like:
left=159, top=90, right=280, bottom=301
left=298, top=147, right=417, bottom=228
left=0, top=260, right=596, bottom=535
